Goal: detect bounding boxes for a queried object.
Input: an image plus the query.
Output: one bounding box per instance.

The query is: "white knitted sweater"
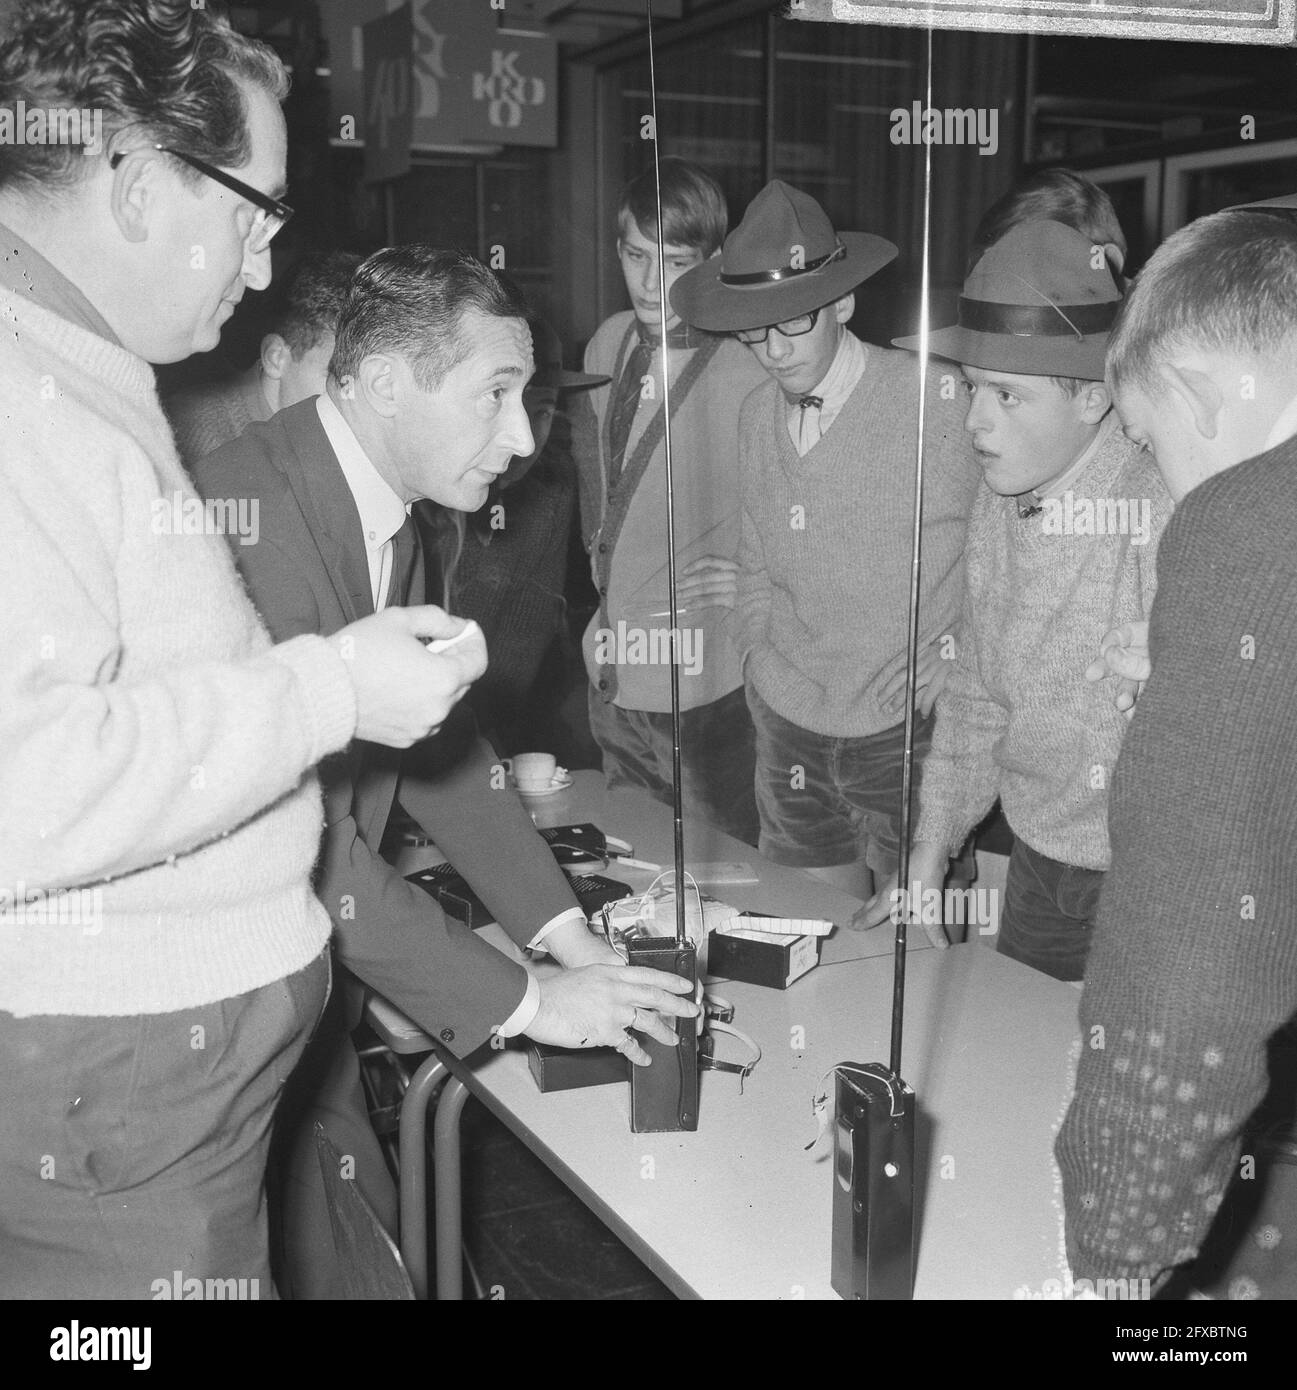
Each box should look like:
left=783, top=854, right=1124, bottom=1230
left=0, top=287, right=357, bottom=1015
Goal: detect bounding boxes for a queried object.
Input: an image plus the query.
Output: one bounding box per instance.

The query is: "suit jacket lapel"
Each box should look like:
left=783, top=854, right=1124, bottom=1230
left=278, top=398, right=374, bottom=624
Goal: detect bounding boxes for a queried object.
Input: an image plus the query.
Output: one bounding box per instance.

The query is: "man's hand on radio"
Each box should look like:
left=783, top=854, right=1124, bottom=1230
left=849, top=840, right=950, bottom=948
left=1085, top=619, right=1150, bottom=719
left=526, top=965, right=700, bottom=1066
left=332, top=606, right=487, bottom=747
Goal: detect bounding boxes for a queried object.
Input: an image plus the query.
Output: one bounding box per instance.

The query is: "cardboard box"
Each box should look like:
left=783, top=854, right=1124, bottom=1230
left=707, top=923, right=819, bottom=989
left=528, top=1042, right=629, bottom=1092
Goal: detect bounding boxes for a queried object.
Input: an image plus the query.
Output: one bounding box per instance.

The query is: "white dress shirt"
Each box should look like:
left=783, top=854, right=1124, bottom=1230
left=316, top=393, right=408, bottom=609
left=784, top=329, right=869, bottom=456
left=316, top=393, right=581, bottom=1038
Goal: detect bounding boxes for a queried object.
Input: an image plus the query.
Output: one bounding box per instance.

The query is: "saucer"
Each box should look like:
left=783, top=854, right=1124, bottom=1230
left=514, top=772, right=574, bottom=799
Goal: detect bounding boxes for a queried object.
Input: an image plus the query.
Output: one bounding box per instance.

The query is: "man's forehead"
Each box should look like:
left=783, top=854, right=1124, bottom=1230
left=235, top=76, right=288, bottom=199
left=459, top=311, right=533, bottom=373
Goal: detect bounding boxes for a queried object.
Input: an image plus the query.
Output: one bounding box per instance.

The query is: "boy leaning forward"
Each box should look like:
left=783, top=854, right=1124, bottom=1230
left=859, top=220, right=1173, bottom=981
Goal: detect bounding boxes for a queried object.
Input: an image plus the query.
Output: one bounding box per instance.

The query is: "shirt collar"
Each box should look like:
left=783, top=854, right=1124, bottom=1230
left=316, top=392, right=408, bottom=553
left=788, top=328, right=868, bottom=416
left=0, top=219, right=121, bottom=345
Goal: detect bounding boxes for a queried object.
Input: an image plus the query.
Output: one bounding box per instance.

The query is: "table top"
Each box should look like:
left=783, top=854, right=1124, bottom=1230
left=398, top=770, right=925, bottom=968
left=397, top=771, right=1082, bottom=1300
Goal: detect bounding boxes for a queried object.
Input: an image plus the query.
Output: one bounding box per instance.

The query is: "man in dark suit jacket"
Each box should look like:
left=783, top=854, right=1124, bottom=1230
left=195, top=246, right=696, bottom=1299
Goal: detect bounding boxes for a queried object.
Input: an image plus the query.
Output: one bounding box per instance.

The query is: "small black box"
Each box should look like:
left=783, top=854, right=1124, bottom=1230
left=406, top=865, right=630, bottom=929
left=707, top=923, right=819, bottom=989
left=528, top=1042, right=628, bottom=1092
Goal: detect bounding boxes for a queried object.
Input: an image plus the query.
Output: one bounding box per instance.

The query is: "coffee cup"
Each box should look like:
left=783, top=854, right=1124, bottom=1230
left=504, top=753, right=557, bottom=789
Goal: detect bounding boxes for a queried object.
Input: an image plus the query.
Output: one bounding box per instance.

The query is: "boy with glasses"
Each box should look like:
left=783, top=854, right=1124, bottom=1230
left=672, top=180, right=978, bottom=902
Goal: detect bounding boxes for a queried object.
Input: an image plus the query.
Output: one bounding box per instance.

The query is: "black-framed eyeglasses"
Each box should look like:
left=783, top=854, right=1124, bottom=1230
left=734, top=308, right=821, bottom=346
left=109, top=145, right=294, bottom=254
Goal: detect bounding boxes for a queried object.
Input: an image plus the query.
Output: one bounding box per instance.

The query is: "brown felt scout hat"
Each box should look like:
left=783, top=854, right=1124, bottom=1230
left=893, top=219, right=1123, bottom=381
left=670, top=180, right=897, bottom=332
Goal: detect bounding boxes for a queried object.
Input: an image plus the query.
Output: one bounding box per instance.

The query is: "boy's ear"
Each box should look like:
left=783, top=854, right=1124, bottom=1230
left=1077, top=379, right=1112, bottom=424
left=833, top=292, right=855, bottom=324
left=1158, top=361, right=1222, bottom=440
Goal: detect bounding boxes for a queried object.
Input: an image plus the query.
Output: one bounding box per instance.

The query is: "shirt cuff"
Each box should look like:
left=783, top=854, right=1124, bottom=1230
left=494, top=973, right=540, bottom=1039
left=526, top=906, right=588, bottom=954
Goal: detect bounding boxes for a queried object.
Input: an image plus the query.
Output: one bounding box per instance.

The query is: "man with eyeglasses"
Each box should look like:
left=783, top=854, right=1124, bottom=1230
left=672, top=181, right=979, bottom=904
left=0, top=0, right=479, bottom=1299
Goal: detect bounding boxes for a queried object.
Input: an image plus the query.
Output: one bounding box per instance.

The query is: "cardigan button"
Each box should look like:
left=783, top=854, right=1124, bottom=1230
left=597, top=677, right=609, bottom=692
left=439, top=1028, right=454, bottom=1044
left=597, top=542, right=607, bottom=554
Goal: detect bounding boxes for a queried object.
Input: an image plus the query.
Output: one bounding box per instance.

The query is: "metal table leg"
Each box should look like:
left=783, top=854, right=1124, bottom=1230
left=398, top=1056, right=448, bottom=1301
left=433, top=1076, right=471, bottom=1300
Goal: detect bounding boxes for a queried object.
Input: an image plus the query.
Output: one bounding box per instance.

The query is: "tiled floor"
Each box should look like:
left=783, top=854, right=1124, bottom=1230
left=455, top=1099, right=675, bottom=1301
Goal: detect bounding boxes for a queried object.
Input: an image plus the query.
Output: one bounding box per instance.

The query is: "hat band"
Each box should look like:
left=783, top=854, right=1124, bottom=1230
left=958, top=296, right=1119, bottom=338
left=720, top=240, right=846, bottom=287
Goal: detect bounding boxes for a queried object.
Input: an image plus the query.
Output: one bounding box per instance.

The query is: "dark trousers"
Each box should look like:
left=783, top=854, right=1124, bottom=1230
left=997, top=838, right=1104, bottom=983
left=267, top=966, right=399, bottom=1300
left=0, top=950, right=329, bottom=1299
left=747, top=682, right=935, bottom=876
left=588, top=684, right=759, bottom=845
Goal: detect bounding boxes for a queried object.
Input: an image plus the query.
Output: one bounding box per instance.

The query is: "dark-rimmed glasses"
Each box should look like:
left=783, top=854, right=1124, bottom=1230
left=109, top=145, right=294, bottom=254
left=734, top=308, right=821, bottom=346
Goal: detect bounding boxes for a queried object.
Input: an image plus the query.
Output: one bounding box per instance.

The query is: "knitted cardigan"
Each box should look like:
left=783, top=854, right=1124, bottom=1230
left=574, top=310, right=769, bottom=713
left=0, top=286, right=356, bottom=1016
left=916, top=424, right=1172, bottom=868
left=1057, top=429, right=1297, bottom=1293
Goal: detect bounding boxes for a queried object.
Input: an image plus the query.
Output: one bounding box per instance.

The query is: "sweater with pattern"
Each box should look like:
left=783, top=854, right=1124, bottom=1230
left=0, top=286, right=357, bottom=1017
left=1057, top=430, right=1297, bottom=1294
left=733, top=344, right=978, bottom=737
left=915, top=426, right=1171, bottom=868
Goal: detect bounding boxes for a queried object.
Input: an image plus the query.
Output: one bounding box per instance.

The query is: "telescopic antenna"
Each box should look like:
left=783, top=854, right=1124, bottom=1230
left=646, top=1, right=687, bottom=947
left=829, top=20, right=934, bottom=1300
left=625, top=0, right=699, bottom=1134
left=891, top=17, right=936, bottom=1077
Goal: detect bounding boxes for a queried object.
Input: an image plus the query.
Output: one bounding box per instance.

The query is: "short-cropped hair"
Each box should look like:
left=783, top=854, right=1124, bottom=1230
left=0, top=0, right=288, bottom=192
left=329, top=245, right=530, bottom=392
left=617, top=157, right=727, bottom=256
left=270, top=251, right=363, bottom=356
left=969, top=168, right=1127, bottom=275
left=1108, top=211, right=1297, bottom=398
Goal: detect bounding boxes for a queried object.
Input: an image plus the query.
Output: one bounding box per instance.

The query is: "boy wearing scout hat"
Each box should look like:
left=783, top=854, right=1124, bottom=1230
left=672, top=180, right=978, bottom=902
left=856, top=219, right=1172, bottom=981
